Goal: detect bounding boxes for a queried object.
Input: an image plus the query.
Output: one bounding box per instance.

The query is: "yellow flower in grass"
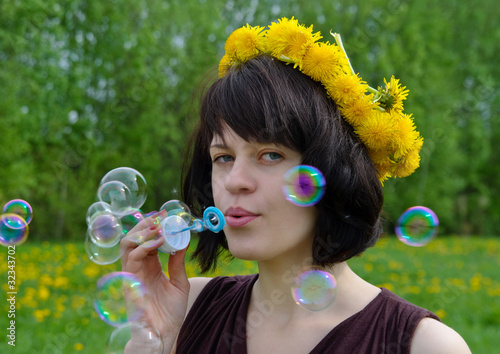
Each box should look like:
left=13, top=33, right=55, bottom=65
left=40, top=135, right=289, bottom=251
left=264, top=17, right=321, bottom=64
left=326, top=72, right=367, bottom=105
left=392, top=113, right=421, bottom=158
left=38, top=286, right=50, bottom=301
left=74, top=343, right=84, bottom=351
left=302, top=42, right=350, bottom=82
left=355, top=111, right=395, bottom=150
left=340, top=95, right=376, bottom=127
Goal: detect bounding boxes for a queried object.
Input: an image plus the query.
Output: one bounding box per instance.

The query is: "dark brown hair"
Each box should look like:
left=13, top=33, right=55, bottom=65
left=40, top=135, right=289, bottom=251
left=182, top=55, right=383, bottom=273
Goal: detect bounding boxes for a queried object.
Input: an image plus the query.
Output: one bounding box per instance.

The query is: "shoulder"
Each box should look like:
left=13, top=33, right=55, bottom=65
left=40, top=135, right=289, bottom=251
left=186, top=277, right=213, bottom=313
left=186, top=274, right=258, bottom=313
left=410, top=318, right=471, bottom=354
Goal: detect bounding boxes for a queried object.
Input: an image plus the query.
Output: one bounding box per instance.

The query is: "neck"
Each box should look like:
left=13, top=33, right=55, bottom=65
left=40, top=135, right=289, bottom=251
left=252, top=260, right=379, bottom=319
left=254, top=258, right=346, bottom=309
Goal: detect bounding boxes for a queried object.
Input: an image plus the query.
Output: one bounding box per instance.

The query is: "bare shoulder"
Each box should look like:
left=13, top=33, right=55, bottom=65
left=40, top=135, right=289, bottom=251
left=186, top=277, right=212, bottom=312
left=410, top=318, right=471, bottom=354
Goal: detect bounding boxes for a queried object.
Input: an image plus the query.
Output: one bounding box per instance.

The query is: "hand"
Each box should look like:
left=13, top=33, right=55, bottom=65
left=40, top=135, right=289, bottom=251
left=120, top=210, right=190, bottom=353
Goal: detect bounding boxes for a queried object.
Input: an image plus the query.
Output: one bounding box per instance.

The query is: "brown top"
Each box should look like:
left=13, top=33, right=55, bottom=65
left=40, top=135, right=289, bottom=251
left=176, top=274, right=440, bottom=353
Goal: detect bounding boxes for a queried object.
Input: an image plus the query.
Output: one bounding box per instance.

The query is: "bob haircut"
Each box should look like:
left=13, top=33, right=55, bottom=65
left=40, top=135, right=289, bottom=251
left=182, top=55, right=384, bottom=273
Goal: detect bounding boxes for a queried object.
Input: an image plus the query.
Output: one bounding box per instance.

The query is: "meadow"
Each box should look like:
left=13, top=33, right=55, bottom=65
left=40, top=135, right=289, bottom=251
left=1, top=235, right=499, bottom=353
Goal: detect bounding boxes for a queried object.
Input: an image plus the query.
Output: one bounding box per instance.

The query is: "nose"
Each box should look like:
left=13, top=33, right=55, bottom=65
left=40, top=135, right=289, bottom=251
left=224, top=160, right=256, bottom=194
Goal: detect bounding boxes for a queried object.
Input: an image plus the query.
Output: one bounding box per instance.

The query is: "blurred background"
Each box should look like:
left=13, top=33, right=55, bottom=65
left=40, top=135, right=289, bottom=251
left=1, top=0, right=499, bottom=240
left=0, top=0, right=498, bottom=352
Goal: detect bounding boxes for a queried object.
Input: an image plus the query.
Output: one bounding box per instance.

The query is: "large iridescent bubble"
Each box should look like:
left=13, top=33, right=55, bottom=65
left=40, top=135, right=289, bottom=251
left=0, top=213, right=29, bottom=246
left=291, top=268, right=337, bottom=311
left=282, top=165, right=326, bottom=207
left=3, top=199, right=33, bottom=224
left=88, top=213, right=123, bottom=248
left=395, top=206, right=439, bottom=247
left=100, top=167, right=148, bottom=212
left=94, top=272, right=147, bottom=327
left=85, top=230, right=123, bottom=265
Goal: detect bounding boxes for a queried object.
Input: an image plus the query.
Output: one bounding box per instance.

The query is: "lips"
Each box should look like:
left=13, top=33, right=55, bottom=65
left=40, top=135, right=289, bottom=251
left=225, top=207, right=259, bottom=228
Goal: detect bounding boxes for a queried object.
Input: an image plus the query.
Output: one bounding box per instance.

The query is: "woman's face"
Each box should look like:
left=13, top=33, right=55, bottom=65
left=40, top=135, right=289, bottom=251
left=210, top=125, right=318, bottom=263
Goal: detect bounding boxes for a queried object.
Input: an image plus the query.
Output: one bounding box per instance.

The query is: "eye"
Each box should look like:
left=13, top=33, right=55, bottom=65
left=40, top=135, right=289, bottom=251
left=261, top=152, right=283, bottom=162
left=213, top=155, right=234, bottom=164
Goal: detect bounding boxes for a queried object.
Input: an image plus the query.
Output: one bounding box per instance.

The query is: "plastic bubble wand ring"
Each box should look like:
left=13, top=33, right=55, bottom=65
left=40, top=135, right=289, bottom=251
left=157, top=206, right=225, bottom=254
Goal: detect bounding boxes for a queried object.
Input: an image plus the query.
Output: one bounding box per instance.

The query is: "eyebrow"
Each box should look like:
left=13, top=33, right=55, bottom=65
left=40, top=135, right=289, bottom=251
left=209, top=143, right=228, bottom=149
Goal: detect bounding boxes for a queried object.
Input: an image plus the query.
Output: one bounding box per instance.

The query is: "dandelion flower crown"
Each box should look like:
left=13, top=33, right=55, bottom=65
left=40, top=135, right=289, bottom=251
left=218, top=17, right=423, bottom=182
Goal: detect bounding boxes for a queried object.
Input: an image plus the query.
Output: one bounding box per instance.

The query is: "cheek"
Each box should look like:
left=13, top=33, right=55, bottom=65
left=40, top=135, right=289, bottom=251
left=211, top=172, right=225, bottom=205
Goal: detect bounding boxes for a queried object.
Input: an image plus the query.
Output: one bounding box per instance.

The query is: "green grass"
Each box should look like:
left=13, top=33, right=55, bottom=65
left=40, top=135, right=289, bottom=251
left=1, top=236, right=498, bottom=353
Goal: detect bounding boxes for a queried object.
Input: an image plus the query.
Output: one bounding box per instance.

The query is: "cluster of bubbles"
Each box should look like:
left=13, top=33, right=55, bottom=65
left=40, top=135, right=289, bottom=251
left=87, top=167, right=226, bottom=352
left=395, top=206, right=439, bottom=247
left=282, top=165, right=326, bottom=207
left=85, top=167, right=149, bottom=265
left=0, top=199, right=33, bottom=246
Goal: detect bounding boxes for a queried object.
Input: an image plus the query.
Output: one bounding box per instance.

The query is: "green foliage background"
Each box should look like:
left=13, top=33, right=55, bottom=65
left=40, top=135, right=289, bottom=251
left=1, top=0, right=499, bottom=240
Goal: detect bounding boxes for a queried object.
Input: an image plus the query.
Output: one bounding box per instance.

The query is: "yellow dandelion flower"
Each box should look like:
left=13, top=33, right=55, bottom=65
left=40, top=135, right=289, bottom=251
left=326, top=72, right=367, bottom=105
left=368, top=148, right=391, bottom=165
left=38, top=286, right=50, bottom=301
left=340, top=96, right=375, bottom=127
left=54, top=276, right=69, bottom=288
left=392, top=113, right=420, bottom=158
left=378, top=75, right=409, bottom=112
left=74, top=343, right=84, bottom=351
left=233, top=24, right=265, bottom=62
left=356, top=111, right=395, bottom=150
left=264, top=17, right=321, bottom=63
left=392, top=148, right=421, bottom=177
left=435, top=309, right=446, bottom=319
left=301, top=42, right=349, bottom=82
left=224, top=28, right=242, bottom=59
left=34, top=309, right=45, bottom=322
left=218, top=53, right=234, bottom=77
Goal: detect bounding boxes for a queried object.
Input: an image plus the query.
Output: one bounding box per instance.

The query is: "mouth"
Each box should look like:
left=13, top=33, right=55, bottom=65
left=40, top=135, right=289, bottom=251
left=225, top=207, right=259, bottom=227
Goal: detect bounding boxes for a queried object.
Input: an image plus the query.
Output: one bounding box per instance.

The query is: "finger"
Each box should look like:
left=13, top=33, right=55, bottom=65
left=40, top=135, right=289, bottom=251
left=122, top=224, right=162, bottom=248
left=167, top=246, right=190, bottom=294
left=124, top=235, right=165, bottom=274
left=130, top=210, right=168, bottom=233
left=121, top=225, right=164, bottom=270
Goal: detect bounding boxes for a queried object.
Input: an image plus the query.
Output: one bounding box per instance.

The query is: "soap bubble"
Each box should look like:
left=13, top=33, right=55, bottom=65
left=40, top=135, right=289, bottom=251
left=88, top=213, right=123, bottom=248
left=3, top=199, right=33, bottom=224
left=85, top=230, right=123, bottom=265
left=291, top=268, right=337, bottom=311
left=86, top=201, right=114, bottom=224
left=100, top=167, right=148, bottom=210
left=97, top=181, right=133, bottom=216
left=395, top=206, right=439, bottom=247
left=283, top=165, right=326, bottom=207
left=120, top=209, right=145, bottom=234
left=94, top=272, right=147, bottom=327
left=159, top=200, right=190, bottom=216
left=107, top=321, right=163, bottom=354
left=0, top=213, right=29, bottom=246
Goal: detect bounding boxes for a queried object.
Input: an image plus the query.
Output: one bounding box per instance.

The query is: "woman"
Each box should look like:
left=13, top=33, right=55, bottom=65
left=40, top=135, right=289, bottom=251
left=121, top=18, right=470, bottom=353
